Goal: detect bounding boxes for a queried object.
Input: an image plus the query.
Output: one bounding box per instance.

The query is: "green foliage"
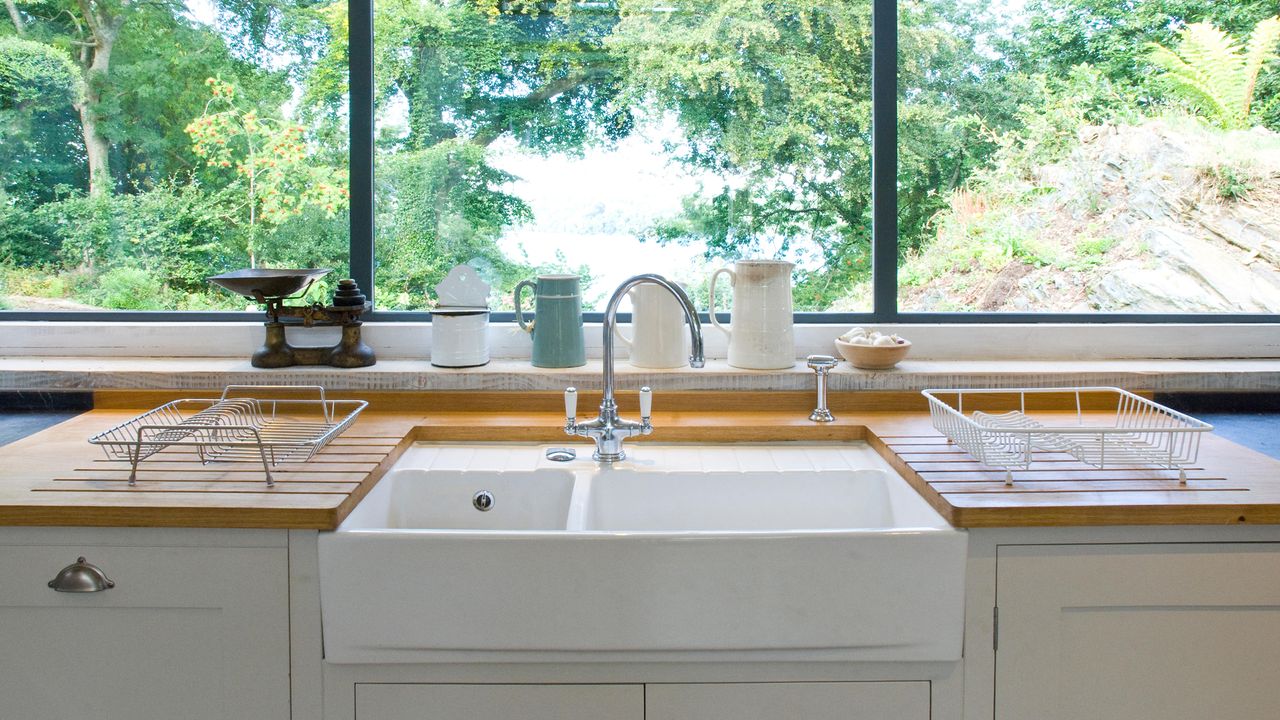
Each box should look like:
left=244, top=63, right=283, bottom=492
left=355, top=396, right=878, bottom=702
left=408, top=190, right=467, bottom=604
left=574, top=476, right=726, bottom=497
left=1076, top=234, right=1118, bottom=257
left=0, top=199, right=58, bottom=266
left=90, top=266, right=171, bottom=310
left=1023, top=0, right=1278, bottom=91
left=101, top=9, right=294, bottom=190
left=1147, top=17, right=1280, bottom=129
left=0, top=37, right=84, bottom=203
left=186, top=78, right=349, bottom=267
left=27, top=183, right=238, bottom=292
left=1199, top=162, right=1256, bottom=200
left=5, top=0, right=1280, bottom=314
left=374, top=141, right=536, bottom=308
left=372, top=0, right=627, bottom=153
left=611, top=0, right=875, bottom=309
left=0, top=35, right=80, bottom=105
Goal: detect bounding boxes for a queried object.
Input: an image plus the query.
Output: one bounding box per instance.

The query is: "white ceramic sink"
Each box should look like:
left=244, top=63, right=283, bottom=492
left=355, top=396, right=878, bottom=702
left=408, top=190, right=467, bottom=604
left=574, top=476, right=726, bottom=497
left=375, top=468, right=576, bottom=531
left=320, top=442, right=967, bottom=664
left=584, top=469, right=910, bottom=532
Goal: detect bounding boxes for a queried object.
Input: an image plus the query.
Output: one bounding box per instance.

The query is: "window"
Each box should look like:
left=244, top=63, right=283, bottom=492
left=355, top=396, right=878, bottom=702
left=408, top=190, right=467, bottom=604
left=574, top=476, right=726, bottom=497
left=2, top=0, right=1277, bottom=321
left=897, top=0, right=1280, bottom=318
left=371, top=1, right=872, bottom=312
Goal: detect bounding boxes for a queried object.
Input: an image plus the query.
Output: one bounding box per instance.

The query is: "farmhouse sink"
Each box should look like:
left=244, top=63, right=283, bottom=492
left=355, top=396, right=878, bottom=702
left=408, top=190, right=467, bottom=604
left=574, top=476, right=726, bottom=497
left=319, top=442, right=967, bottom=664
left=583, top=468, right=915, bottom=532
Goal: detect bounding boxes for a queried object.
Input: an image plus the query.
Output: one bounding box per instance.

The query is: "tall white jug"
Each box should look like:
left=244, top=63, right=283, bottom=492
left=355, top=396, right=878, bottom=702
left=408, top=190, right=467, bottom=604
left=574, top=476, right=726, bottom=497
left=708, top=260, right=795, bottom=369
left=613, top=282, right=689, bottom=369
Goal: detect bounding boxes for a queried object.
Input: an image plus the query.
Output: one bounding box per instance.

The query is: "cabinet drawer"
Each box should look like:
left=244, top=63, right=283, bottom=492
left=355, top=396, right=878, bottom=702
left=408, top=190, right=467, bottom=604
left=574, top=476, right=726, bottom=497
left=0, top=543, right=290, bottom=720
left=997, top=543, right=1280, bottom=720
left=355, top=684, right=644, bottom=720
left=646, top=681, right=931, bottom=720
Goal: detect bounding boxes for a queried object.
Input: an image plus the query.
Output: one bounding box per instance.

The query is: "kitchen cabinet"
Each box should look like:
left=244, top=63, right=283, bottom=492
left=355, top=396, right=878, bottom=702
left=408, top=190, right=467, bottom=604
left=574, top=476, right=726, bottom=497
left=0, top=531, right=291, bottom=720
left=645, top=681, right=931, bottom=720
left=353, top=684, right=644, bottom=720
left=352, top=682, right=929, bottom=720
left=995, top=542, right=1280, bottom=720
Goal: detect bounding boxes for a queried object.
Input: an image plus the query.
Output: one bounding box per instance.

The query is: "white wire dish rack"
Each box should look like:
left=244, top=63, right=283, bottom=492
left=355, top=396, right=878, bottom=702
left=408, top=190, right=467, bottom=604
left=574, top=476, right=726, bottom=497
left=88, top=385, right=367, bottom=486
left=921, top=387, right=1213, bottom=486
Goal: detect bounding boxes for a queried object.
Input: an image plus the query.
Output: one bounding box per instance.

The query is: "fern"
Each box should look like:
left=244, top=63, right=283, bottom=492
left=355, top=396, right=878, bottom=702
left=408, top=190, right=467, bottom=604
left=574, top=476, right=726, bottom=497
left=1243, top=17, right=1280, bottom=118
left=1148, top=16, right=1280, bottom=129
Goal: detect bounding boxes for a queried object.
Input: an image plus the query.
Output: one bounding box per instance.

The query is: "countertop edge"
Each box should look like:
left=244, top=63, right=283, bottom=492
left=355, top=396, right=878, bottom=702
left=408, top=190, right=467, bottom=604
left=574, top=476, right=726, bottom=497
left=1, top=357, right=1279, bottom=393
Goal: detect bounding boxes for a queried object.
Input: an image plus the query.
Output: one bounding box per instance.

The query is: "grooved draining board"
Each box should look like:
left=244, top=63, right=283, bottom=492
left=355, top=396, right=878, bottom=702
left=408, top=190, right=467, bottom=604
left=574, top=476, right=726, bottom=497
left=0, top=409, right=419, bottom=528
left=864, top=414, right=1280, bottom=527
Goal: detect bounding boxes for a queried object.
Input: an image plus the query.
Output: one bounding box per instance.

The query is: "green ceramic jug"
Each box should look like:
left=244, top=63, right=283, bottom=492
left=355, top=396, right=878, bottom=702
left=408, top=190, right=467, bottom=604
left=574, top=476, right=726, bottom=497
left=514, top=274, right=587, bottom=368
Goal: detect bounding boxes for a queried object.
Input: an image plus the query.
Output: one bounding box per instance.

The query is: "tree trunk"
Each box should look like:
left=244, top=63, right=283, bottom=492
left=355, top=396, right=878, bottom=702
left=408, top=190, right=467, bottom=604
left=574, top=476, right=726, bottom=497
left=76, top=98, right=112, bottom=198
left=74, top=0, right=124, bottom=197
left=5, top=0, right=25, bottom=34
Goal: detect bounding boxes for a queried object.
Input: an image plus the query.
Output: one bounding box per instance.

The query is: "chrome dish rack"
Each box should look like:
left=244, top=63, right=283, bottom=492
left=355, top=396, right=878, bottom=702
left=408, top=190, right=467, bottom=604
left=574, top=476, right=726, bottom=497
left=922, top=387, right=1213, bottom=485
left=88, top=385, right=367, bottom=486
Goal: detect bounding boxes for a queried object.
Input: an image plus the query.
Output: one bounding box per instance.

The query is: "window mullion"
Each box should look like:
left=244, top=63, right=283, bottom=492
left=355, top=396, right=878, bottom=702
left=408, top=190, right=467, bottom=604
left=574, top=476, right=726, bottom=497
left=871, top=0, right=899, bottom=322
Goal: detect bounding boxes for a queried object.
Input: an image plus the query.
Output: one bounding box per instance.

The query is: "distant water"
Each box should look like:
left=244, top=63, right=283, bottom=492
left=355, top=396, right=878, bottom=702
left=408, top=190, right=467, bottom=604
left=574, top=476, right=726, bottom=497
left=489, top=117, right=719, bottom=308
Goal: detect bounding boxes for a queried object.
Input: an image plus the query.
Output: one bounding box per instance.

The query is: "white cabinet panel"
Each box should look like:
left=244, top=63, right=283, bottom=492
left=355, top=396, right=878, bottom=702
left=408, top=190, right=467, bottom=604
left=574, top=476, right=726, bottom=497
left=996, top=543, right=1280, bottom=720
left=0, top=543, right=290, bottom=720
left=355, top=684, right=644, bottom=720
left=645, top=681, right=930, bottom=720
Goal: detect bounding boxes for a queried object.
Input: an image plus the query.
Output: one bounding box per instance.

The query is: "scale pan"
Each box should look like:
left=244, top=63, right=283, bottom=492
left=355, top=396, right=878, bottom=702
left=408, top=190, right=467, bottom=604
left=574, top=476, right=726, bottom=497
left=208, top=268, right=332, bottom=299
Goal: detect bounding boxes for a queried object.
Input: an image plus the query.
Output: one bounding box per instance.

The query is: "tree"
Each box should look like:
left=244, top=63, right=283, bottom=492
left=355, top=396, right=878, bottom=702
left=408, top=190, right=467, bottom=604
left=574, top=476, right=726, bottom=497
left=340, top=0, right=631, bottom=306
left=0, top=36, right=85, bottom=203
left=186, top=78, right=348, bottom=268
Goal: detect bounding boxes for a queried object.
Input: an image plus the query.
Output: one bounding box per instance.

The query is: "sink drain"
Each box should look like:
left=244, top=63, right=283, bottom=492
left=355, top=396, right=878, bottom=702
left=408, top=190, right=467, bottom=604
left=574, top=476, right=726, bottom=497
left=472, top=490, right=494, bottom=512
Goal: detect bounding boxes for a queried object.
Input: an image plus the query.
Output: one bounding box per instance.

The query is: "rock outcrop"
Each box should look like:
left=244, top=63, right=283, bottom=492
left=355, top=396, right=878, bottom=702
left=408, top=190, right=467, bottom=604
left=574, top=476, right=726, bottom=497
left=903, top=119, right=1280, bottom=313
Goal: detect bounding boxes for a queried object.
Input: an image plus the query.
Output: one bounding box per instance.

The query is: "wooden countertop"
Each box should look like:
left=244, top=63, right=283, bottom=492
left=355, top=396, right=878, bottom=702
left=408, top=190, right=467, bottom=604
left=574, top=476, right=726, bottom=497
left=1, top=391, right=1278, bottom=528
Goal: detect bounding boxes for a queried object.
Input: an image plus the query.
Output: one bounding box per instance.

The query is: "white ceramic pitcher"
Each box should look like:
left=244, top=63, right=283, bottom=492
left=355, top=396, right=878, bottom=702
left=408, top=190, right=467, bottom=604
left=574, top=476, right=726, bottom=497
left=709, top=259, right=795, bottom=369
left=613, top=282, right=689, bottom=368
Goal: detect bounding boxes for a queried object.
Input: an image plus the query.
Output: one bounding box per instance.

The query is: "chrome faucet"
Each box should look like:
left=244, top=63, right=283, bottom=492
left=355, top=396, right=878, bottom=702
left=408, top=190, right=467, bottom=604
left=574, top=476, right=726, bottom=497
left=564, top=274, right=705, bottom=462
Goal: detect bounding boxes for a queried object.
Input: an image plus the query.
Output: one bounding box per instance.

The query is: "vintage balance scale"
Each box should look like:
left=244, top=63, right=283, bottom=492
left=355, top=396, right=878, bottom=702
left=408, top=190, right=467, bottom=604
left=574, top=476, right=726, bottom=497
left=208, top=269, right=375, bottom=368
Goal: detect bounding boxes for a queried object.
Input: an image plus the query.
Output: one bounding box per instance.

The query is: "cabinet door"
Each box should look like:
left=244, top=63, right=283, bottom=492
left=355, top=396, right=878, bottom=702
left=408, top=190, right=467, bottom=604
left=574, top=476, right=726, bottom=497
left=354, top=684, right=643, bottom=720
left=996, top=543, right=1280, bottom=720
left=0, top=544, right=290, bottom=720
left=645, top=682, right=930, bottom=720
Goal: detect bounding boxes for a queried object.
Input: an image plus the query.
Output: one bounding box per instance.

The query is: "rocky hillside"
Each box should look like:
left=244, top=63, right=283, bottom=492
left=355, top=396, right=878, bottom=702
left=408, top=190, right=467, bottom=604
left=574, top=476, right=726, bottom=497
left=900, top=118, right=1280, bottom=313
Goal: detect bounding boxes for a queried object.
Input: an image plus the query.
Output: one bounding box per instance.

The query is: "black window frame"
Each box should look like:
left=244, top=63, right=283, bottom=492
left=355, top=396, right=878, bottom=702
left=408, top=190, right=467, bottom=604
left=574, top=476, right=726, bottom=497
left=3, top=0, right=1276, bottom=325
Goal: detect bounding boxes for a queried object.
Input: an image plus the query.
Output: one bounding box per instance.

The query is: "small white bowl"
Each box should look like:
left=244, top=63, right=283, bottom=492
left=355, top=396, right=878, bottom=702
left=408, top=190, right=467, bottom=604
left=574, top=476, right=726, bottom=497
left=835, top=338, right=912, bottom=369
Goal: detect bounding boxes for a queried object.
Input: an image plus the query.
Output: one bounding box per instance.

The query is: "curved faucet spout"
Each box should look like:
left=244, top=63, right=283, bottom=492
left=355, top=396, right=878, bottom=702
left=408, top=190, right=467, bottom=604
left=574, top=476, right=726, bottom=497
left=601, top=274, right=705, bottom=413
left=565, top=273, right=704, bottom=462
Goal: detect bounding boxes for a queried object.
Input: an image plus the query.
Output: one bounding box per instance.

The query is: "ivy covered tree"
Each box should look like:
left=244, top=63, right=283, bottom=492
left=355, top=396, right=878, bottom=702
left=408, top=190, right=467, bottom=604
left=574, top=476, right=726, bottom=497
left=0, top=36, right=84, bottom=204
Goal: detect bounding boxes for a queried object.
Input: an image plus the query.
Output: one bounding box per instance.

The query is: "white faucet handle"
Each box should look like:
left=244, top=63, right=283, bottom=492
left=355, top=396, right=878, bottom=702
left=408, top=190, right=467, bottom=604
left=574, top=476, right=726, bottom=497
left=639, top=386, right=652, bottom=420
left=565, top=387, right=578, bottom=422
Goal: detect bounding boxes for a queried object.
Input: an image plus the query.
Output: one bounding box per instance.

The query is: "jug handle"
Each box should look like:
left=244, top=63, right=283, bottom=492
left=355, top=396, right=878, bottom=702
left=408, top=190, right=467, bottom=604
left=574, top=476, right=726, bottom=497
left=612, top=288, right=635, bottom=350
left=708, top=267, right=735, bottom=340
left=513, top=279, right=536, bottom=333
left=612, top=323, right=633, bottom=350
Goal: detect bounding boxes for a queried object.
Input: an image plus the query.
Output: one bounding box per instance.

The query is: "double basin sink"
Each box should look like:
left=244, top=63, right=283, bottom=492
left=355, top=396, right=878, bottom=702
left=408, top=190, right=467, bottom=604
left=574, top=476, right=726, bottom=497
left=319, top=442, right=967, bottom=664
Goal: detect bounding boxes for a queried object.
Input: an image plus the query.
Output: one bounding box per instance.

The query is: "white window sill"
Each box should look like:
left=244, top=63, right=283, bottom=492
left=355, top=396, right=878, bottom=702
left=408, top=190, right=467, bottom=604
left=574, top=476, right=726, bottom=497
left=3, top=321, right=1279, bottom=361
left=0, top=356, right=1276, bottom=393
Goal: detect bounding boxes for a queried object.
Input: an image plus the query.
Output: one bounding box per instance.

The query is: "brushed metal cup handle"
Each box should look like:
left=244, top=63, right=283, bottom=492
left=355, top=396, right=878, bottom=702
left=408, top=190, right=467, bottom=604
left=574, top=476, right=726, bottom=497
left=48, top=556, right=115, bottom=593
